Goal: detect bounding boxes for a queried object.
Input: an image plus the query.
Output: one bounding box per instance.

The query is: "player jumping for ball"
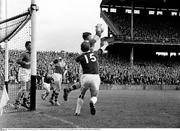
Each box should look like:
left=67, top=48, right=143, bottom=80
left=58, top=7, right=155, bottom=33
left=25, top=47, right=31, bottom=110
left=74, top=40, right=101, bottom=116
left=63, top=24, right=103, bottom=101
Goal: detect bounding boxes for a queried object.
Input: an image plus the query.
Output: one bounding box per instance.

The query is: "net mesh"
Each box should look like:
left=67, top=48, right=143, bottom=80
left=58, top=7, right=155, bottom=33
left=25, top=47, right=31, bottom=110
left=0, top=11, right=31, bottom=43
left=0, top=9, right=32, bottom=113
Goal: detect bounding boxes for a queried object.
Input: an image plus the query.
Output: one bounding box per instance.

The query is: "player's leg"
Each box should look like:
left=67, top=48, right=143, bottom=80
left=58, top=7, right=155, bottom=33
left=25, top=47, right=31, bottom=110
left=49, top=81, right=56, bottom=105
left=21, top=80, right=31, bottom=108
left=49, top=73, right=57, bottom=105
left=54, top=86, right=60, bottom=106
left=49, top=89, right=55, bottom=105
left=21, top=70, right=31, bottom=108
left=14, top=81, right=26, bottom=108
left=49, top=80, right=60, bottom=105
left=63, top=82, right=81, bottom=101
left=68, top=82, right=81, bottom=92
left=41, top=83, right=51, bottom=100
left=74, top=87, right=88, bottom=116
left=14, top=68, right=23, bottom=108
left=89, top=88, right=99, bottom=115
left=53, top=74, right=62, bottom=106
left=89, top=75, right=101, bottom=115
left=74, top=75, right=88, bottom=116
left=41, top=83, right=50, bottom=100
left=14, top=68, right=27, bottom=108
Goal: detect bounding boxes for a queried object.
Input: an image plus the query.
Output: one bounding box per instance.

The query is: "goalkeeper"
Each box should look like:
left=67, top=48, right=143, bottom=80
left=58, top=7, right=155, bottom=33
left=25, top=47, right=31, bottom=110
left=63, top=24, right=103, bottom=101
left=14, top=41, right=31, bottom=109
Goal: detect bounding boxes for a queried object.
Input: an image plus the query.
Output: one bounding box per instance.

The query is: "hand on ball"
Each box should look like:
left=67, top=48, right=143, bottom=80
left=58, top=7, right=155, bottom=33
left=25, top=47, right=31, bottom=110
left=96, top=24, right=104, bottom=33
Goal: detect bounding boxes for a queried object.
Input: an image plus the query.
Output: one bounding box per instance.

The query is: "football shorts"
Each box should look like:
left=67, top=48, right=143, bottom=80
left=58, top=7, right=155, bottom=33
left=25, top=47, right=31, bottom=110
left=43, top=82, right=51, bottom=92
left=51, top=73, right=62, bottom=91
left=18, top=67, right=31, bottom=82
left=80, top=74, right=101, bottom=93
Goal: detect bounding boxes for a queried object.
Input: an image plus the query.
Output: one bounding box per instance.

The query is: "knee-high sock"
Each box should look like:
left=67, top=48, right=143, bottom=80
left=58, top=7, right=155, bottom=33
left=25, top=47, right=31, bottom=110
left=54, top=92, right=59, bottom=102
left=45, top=92, right=49, bottom=97
left=16, top=88, right=26, bottom=102
left=43, top=91, right=49, bottom=98
left=69, top=82, right=81, bottom=91
left=90, top=96, right=97, bottom=105
left=75, top=98, right=84, bottom=114
left=50, top=91, right=55, bottom=100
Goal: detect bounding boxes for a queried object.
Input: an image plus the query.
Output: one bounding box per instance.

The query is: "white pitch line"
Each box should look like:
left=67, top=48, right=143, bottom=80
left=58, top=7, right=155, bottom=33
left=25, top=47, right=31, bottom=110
left=35, top=111, right=81, bottom=128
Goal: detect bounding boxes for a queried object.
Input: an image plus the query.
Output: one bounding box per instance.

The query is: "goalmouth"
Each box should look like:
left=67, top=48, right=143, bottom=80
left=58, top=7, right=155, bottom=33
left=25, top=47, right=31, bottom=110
left=0, top=0, right=38, bottom=112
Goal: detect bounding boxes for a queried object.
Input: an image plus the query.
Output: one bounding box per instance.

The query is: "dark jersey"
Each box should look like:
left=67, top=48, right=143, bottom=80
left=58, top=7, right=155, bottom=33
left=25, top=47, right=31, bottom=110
left=76, top=52, right=99, bottom=74
left=17, top=51, right=31, bottom=69
left=44, top=73, right=54, bottom=84
left=54, top=65, right=63, bottom=74
left=53, top=59, right=66, bottom=74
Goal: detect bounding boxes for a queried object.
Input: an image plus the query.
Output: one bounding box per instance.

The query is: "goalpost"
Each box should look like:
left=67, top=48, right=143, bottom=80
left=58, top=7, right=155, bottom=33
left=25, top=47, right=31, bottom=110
left=0, top=0, right=38, bottom=112
left=30, top=0, right=38, bottom=111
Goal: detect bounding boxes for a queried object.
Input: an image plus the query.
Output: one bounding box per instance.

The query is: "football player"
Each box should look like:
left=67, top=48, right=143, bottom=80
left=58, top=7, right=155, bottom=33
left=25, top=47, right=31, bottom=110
left=41, top=69, right=54, bottom=101
left=63, top=24, right=103, bottom=101
left=74, top=41, right=101, bottom=116
left=14, top=41, right=31, bottom=109
left=49, top=57, right=67, bottom=106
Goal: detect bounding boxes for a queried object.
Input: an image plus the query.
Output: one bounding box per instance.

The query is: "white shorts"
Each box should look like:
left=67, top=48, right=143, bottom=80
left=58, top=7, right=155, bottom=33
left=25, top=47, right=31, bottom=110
left=43, top=82, right=51, bottom=92
left=80, top=74, right=101, bottom=92
left=52, top=73, right=62, bottom=83
left=52, top=73, right=62, bottom=90
left=18, top=67, right=31, bottom=82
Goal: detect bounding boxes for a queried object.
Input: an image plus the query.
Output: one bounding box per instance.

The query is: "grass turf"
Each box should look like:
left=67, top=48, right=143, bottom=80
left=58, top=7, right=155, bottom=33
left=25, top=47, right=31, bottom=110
left=0, top=86, right=180, bottom=128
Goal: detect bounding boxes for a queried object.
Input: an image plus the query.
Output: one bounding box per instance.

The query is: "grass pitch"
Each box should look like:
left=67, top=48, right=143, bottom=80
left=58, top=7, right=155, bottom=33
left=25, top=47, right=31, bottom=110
left=0, top=86, right=180, bottom=128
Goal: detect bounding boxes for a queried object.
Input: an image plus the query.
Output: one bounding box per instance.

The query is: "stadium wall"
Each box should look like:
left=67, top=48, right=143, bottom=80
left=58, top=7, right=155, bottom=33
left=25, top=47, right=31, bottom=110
left=100, top=84, right=180, bottom=90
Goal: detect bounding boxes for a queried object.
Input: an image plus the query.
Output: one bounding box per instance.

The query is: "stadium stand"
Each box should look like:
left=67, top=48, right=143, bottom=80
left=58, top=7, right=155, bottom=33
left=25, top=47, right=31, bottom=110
left=98, top=0, right=180, bottom=86
left=104, top=11, right=180, bottom=43
left=1, top=0, right=180, bottom=90
left=0, top=50, right=180, bottom=86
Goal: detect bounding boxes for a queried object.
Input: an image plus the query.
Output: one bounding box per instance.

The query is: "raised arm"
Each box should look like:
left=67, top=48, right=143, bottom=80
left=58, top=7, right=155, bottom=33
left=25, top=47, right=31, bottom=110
left=89, top=24, right=104, bottom=51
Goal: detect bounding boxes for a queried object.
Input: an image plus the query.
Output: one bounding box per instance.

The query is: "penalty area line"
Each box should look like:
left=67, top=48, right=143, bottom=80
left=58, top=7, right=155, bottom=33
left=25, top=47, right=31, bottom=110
left=35, top=111, right=81, bottom=128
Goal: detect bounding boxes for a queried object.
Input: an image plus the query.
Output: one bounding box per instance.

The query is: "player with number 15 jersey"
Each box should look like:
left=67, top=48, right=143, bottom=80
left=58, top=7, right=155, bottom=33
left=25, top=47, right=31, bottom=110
left=76, top=52, right=98, bottom=75
left=74, top=42, right=101, bottom=116
left=63, top=24, right=103, bottom=101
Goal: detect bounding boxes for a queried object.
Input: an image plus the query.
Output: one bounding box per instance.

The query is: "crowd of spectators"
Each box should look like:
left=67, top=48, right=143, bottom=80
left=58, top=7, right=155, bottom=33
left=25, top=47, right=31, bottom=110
left=1, top=49, right=180, bottom=87
left=106, top=11, right=180, bottom=43
left=99, top=54, right=180, bottom=85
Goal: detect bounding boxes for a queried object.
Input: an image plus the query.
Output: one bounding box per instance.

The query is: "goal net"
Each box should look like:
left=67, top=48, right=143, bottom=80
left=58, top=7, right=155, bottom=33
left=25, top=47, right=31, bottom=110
left=0, top=6, right=33, bottom=113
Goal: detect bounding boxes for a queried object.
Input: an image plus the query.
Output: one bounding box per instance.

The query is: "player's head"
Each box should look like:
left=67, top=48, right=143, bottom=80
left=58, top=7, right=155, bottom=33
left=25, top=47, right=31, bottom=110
left=53, top=59, right=59, bottom=64
left=82, top=32, right=92, bottom=40
left=81, top=41, right=90, bottom=52
left=25, top=41, right=31, bottom=51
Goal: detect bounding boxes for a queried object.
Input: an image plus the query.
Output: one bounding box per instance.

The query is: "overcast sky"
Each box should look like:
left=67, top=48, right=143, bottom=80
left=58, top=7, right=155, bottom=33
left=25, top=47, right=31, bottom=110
left=4, top=0, right=107, bottom=53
